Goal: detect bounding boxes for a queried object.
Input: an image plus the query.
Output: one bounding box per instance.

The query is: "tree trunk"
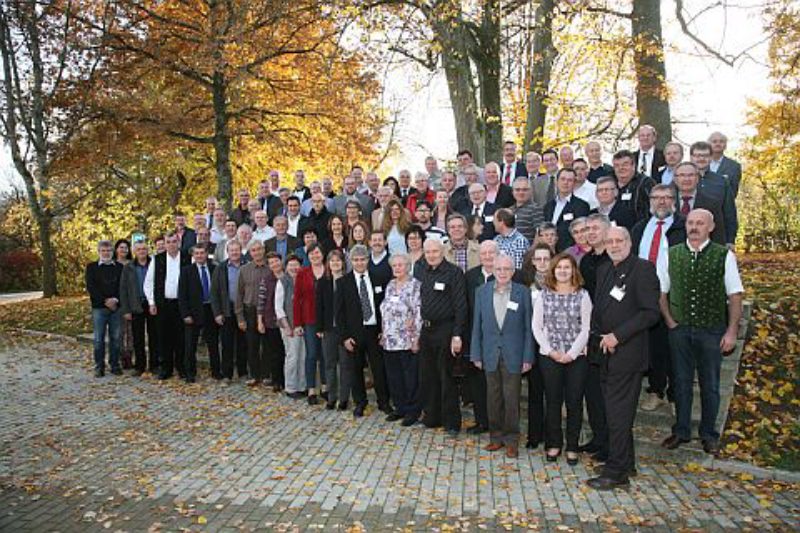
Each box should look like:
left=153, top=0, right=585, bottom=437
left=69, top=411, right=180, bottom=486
left=212, top=71, right=233, bottom=211
left=36, top=213, right=57, bottom=297
left=524, top=0, right=556, bottom=153
left=476, top=0, right=502, bottom=163
left=631, top=0, right=672, bottom=146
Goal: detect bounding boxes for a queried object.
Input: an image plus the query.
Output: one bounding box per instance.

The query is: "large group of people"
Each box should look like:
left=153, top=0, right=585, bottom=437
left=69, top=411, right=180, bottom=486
left=86, top=126, right=744, bottom=490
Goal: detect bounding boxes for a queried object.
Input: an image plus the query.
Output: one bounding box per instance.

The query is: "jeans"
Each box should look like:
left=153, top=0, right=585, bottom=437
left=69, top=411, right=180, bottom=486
left=282, top=329, right=306, bottom=393
left=669, top=325, right=725, bottom=441
left=303, top=324, right=324, bottom=390
left=92, top=307, right=121, bottom=372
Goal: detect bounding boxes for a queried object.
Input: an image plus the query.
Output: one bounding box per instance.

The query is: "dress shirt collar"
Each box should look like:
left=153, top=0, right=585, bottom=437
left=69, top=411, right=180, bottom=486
left=481, top=268, right=493, bottom=281
left=686, top=239, right=711, bottom=253
left=98, top=259, right=115, bottom=266
left=371, top=251, right=387, bottom=264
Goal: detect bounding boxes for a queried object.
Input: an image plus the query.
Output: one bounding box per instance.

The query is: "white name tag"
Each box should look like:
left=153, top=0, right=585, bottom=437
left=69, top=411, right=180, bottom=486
left=484, top=216, right=494, bottom=222
left=621, top=192, right=632, bottom=201
left=507, top=301, right=519, bottom=312
left=610, top=286, right=626, bottom=301
left=374, top=286, right=383, bottom=294
left=434, top=282, right=445, bottom=291
left=563, top=213, right=574, bottom=221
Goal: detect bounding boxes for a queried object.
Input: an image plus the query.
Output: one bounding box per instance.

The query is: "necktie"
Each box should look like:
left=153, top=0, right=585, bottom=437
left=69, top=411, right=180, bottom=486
left=640, top=153, right=648, bottom=174
left=473, top=205, right=480, bottom=216
left=201, top=266, right=210, bottom=303
left=648, top=221, right=664, bottom=264
left=546, top=176, right=555, bottom=203
left=504, top=163, right=512, bottom=185
left=681, top=196, right=692, bottom=216
left=486, top=274, right=495, bottom=283
left=359, top=274, right=373, bottom=322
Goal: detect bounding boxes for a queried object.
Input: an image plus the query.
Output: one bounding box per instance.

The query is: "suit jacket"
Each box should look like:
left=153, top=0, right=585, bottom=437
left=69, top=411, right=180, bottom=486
left=151, top=251, right=190, bottom=307
left=332, top=192, right=375, bottom=217
left=265, top=236, right=300, bottom=258
left=179, top=228, right=196, bottom=254
left=292, top=186, right=311, bottom=203
left=714, top=156, right=742, bottom=198
left=489, top=183, right=515, bottom=209
left=470, top=281, right=534, bottom=373
left=337, top=270, right=388, bottom=344
left=209, top=259, right=238, bottom=318
left=499, top=160, right=528, bottom=184
left=591, top=202, right=637, bottom=230
left=464, top=265, right=493, bottom=351
left=543, top=195, right=591, bottom=252
left=305, top=207, right=332, bottom=242
left=674, top=189, right=726, bottom=245
left=631, top=214, right=687, bottom=253
left=448, top=185, right=470, bottom=214
left=633, top=148, right=666, bottom=179
left=532, top=174, right=556, bottom=207
left=119, top=259, right=150, bottom=316
left=315, top=275, right=344, bottom=332
left=399, top=186, right=418, bottom=207
left=698, top=170, right=738, bottom=245
left=258, top=195, right=283, bottom=222
left=459, top=202, right=497, bottom=241
left=591, top=254, right=660, bottom=373
left=443, top=240, right=481, bottom=271
left=178, top=262, right=215, bottom=325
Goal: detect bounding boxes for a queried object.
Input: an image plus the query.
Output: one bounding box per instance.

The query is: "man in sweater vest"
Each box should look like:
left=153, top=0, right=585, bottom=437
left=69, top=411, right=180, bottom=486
left=657, top=209, right=744, bottom=455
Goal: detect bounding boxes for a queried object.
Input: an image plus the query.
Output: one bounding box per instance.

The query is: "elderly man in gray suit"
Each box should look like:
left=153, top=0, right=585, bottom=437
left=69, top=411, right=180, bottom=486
left=469, top=253, right=534, bottom=458
left=708, top=131, right=743, bottom=198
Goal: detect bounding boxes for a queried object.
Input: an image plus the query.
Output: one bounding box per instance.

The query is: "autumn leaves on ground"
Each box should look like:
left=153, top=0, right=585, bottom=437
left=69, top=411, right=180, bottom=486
left=0, top=253, right=798, bottom=471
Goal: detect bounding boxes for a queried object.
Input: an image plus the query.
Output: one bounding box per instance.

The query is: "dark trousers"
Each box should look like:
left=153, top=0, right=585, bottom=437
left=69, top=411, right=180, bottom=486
left=220, top=315, right=247, bottom=379
left=384, top=350, right=420, bottom=419
left=647, top=320, right=673, bottom=400
left=466, top=364, right=488, bottom=427
left=539, top=355, right=588, bottom=451
left=342, top=326, right=386, bottom=408
left=419, top=323, right=461, bottom=431
left=669, top=325, right=725, bottom=441
left=157, top=299, right=184, bottom=378
left=131, top=305, right=158, bottom=373
left=322, top=329, right=345, bottom=403
left=266, top=327, right=285, bottom=387
left=183, top=304, right=221, bottom=380
left=244, top=306, right=269, bottom=380
left=601, top=370, right=643, bottom=480
left=486, top=360, right=522, bottom=446
left=527, top=363, right=545, bottom=444
left=583, top=362, right=608, bottom=452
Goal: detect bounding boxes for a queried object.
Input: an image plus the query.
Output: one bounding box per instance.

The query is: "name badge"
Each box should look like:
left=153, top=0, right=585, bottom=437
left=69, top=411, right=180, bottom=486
left=434, top=282, right=445, bottom=291
left=374, top=286, right=383, bottom=294
left=563, top=213, right=574, bottom=221
left=507, top=301, right=519, bottom=312
left=610, top=286, right=626, bottom=301
left=484, top=215, right=494, bottom=222
left=621, top=192, right=632, bottom=201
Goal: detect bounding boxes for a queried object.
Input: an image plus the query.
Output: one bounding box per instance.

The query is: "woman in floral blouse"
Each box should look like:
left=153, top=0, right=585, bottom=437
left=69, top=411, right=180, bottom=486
left=379, top=253, right=423, bottom=426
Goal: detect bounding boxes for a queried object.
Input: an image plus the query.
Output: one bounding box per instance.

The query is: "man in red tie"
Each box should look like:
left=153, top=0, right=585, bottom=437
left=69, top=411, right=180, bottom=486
left=630, top=184, right=687, bottom=412
left=500, top=141, right=525, bottom=186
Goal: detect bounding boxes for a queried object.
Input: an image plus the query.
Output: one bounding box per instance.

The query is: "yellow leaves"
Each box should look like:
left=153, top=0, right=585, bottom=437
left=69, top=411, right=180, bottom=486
left=683, top=462, right=705, bottom=473
left=197, top=515, right=207, bottom=525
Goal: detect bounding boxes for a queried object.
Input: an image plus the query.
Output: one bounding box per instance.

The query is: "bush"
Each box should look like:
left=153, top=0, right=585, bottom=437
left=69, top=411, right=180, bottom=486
left=0, top=249, right=42, bottom=291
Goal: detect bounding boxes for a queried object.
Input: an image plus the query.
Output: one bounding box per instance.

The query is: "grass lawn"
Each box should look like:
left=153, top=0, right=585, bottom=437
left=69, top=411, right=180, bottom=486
left=0, top=295, right=91, bottom=337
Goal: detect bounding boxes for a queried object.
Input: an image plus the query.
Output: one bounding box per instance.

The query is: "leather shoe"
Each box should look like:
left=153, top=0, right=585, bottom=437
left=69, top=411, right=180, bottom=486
left=110, top=367, right=123, bottom=376
left=702, top=439, right=719, bottom=455
left=353, top=404, right=365, bottom=418
left=401, top=417, right=418, bottom=427
left=586, top=476, right=629, bottom=491
left=466, top=424, right=488, bottom=435
left=378, top=404, right=393, bottom=415
left=157, top=373, right=171, bottom=380
left=337, top=401, right=349, bottom=411
left=484, top=442, right=504, bottom=452
left=325, top=401, right=336, bottom=410
left=525, top=440, right=540, bottom=450
left=385, top=412, right=404, bottom=422
left=94, top=368, right=104, bottom=378
left=446, top=428, right=459, bottom=437
left=578, top=442, right=601, bottom=454
left=661, top=434, right=690, bottom=450
left=566, top=453, right=580, bottom=466
left=307, top=394, right=319, bottom=406
left=594, top=464, right=637, bottom=477
left=505, top=445, right=519, bottom=458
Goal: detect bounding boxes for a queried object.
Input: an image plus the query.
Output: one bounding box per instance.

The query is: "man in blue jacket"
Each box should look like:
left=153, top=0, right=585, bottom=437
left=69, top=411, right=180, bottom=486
left=470, top=253, right=534, bottom=458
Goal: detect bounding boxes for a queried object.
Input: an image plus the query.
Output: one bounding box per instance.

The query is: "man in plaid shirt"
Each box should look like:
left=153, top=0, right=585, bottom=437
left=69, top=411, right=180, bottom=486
left=493, top=208, right=530, bottom=269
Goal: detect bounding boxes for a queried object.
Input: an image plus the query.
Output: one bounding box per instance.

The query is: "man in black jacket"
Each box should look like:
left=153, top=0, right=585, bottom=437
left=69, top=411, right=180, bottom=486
left=543, top=168, right=591, bottom=251
left=85, top=240, right=124, bottom=377
left=210, top=240, right=248, bottom=381
left=586, top=226, right=660, bottom=491
left=119, top=241, right=158, bottom=376
left=612, top=150, right=655, bottom=222
left=178, top=244, right=220, bottom=383
left=337, top=244, right=392, bottom=417
left=591, top=176, right=638, bottom=230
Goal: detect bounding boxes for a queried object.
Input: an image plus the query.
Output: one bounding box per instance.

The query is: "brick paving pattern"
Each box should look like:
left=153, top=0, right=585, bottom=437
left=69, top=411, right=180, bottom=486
left=0, top=333, right=797, bottom=531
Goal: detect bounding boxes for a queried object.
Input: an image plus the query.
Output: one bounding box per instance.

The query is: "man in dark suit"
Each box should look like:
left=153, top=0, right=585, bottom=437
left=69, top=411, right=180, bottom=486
left=633, top=124, right=666, bottom=179
left=591, top=176, right=638, bottom=230
left=174, top=213, right=196, bottom=254
left=292, top=170, right=312, bottom=202
left=86, top=239, right=124, bottom=377
left=178, top=244, right=220, bottom=383
left=532, top=149, right=560, bottom=206
left=655, top=142, right=684, bottom=186
left=484, top=162, right=515, bottom=209
left=458, top=183, right=497, bottom=242
left=543, top=168, right=591, bottom=252
left=397, top=169, right=417, bottom=207
left=499, top=141, right=528, bottom=186
left=264, top=216, right=300, bottom=262
left=256, top=179, right=283, bottom=222
left=612, top=149, right=656, bottom=222
left=210, top=239, right=248, bottom=381
left=631, top=184, right=687, bottom=412
left=673, top=162, right=727, bottom=245
left=285, top=196, right=308, bottom=239
left=586, top=226, right=660, bottom=491
left=690, top=141, right=738, bottom=247
left=709, top=132, right=742, bottom=198
left=338, top=244, right=392, bottom=417
left=449, top=165, right=480, bottom=214
left=144, top=232, right=190, bottom=380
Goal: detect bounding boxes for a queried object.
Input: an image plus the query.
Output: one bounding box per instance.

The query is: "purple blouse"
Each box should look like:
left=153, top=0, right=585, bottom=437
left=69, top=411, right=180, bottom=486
left=380, top=277, right=423, bottom=352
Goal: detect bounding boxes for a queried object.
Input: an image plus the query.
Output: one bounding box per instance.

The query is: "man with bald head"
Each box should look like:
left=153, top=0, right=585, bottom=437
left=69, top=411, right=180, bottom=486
left=418, top=238, right=467, bottom=436
left=585, top=141, right=614, bottom=184
left=586, top=225, right=660, bottom=491
left=658, top=208, right=743, bottom=455
left=708, top=132, right=742, bottom=198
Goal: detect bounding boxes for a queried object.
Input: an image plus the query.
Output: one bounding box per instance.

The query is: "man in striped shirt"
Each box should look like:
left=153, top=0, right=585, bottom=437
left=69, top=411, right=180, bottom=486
left=510, top=175, right=544, bottom=243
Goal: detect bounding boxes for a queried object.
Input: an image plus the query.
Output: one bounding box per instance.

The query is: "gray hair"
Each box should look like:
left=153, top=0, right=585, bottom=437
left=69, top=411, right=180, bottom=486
left=389, top=253, right=412, bottom=271
left=225, top=239, right=242, bottom=252
left=97, top=239, right=113, bottom=250
left=569, top=216, right=588, bottom=234
left=350, top=244, right=369, bottom=259
left=494, top=253, right=514, bottom=268
left=586, top=213, right=611, bottom=228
